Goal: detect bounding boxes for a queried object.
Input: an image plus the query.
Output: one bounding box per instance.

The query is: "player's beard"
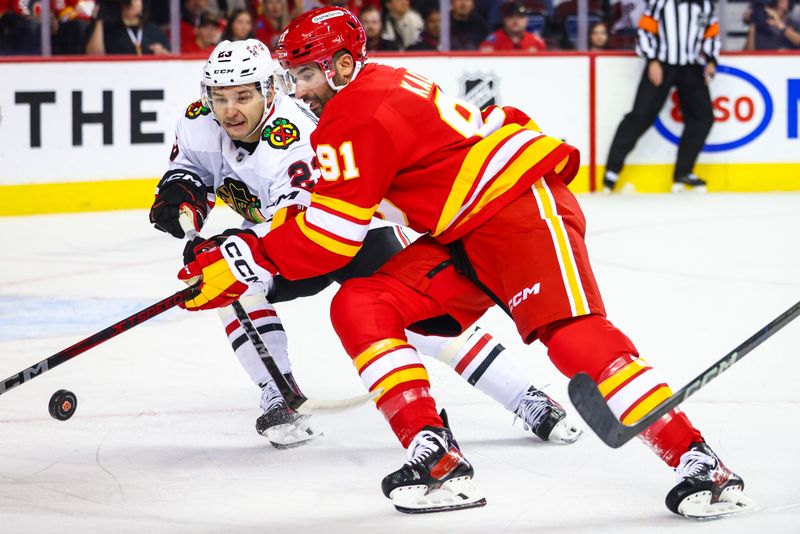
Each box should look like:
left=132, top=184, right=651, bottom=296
left=304, top=86, right=336, bottom=117
left=304, top=97, right=323, bottom=117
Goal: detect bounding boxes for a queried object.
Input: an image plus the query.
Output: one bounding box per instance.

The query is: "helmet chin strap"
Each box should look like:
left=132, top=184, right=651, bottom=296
left=324, top=60, right=364, bottom=92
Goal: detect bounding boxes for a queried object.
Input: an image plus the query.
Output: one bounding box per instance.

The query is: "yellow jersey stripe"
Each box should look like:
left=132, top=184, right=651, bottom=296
left=534, top=179, right=589, bottom=316
left=554, top=155, right=570, bottom=174
left=598, top=359, right=651, bottom=397
left=524, top=119, right=541, bottom=132
left=270, top=207, right=289, bottom=231
left=456, top=136, right=561, bottom=229
left=372, top=366, right=429, bottom=403
left=353, top=338, right=409, bottom=372
left=433, top=124, right=523, bottom=236
left=621, top=386, right=673, bottom=424
left=296, top=215, right=361, bottom=258
left=311, top=193, right=376, bottom=222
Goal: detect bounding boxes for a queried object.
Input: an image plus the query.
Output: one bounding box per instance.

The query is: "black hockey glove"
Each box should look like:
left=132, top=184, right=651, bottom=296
left=149, top=171, right=210, bottom=239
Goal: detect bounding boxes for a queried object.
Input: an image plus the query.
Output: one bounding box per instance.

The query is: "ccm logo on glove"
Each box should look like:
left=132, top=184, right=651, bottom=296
left=224, top=241, right=259, bottom=283
left=221, top=236, right=275, bottom=285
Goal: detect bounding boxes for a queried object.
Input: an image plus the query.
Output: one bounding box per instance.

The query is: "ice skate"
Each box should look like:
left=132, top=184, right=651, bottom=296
left=672, top=173, right=707, bottom=193
left=256, top=379, right=320, bottom=449
left=602, top=172, right=618, bottom=193
left=381, top=426, right=486, bottom=514
left=515, top=386, right=582, bottom=444
left=665, top=441, right=755, bottom=520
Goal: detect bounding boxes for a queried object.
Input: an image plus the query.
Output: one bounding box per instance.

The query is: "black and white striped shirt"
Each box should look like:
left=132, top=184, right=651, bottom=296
left=636, top=0, right=721, bottom=66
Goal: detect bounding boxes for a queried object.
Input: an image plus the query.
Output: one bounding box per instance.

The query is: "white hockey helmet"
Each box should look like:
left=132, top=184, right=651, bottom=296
left=201, top=39, right=278, bottom=135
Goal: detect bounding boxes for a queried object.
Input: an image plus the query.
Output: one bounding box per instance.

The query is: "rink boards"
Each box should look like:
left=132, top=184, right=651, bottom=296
left=0, top=52, right=798, bottom=215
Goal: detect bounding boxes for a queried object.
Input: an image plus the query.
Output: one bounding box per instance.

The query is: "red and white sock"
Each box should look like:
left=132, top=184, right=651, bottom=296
left=218, top=294, right=290, bottom=388
left=407, top=327, right=531, bottom=412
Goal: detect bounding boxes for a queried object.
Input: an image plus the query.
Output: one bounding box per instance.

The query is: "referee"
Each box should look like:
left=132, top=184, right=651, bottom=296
left=604, top=0, right=721, bottom=193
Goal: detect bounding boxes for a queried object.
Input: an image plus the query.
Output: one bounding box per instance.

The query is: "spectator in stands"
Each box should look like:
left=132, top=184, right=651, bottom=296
left=480, top=0, right=546, bottom=50
left=744, top=0, right=800, bottom=49
left=85, top=0, right=170, bottom=55
left=183, top=11, right=220, bottom=53
left=0, top=1, right=40, bottom=55
left=408, top=7, right=440, bottom=49
left=53, top=1, right=96, bottom=54
left=181, top=0, right=210, bottom=51
left=474, top=0, right=505, bottom=32
left=610, top=0, right=644, bottom=34
left=221, top=8, right=254, bottom=40
left=252, top=0, right=289, bottom=49
left=588, top=19, right=609, bottom=49
left=360, top=5, right=400, bottom=50
left=451, top=0, right=489, bottom=49
left=325, top=0, right=381, bottom=17
left=381, top=0, right=424, bottom=49
left=224, top=0, right=249, bottom=12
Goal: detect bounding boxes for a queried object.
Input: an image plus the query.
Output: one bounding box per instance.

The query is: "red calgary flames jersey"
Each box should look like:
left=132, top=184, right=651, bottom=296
left=262, top=63, right=579, bottom=280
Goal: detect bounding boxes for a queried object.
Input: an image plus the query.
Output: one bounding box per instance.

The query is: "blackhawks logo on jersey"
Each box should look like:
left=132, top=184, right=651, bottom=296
left=185, top=100, right=211, bottom=120
left=262, top=118, right=299, bottom=150
left=217, top=178, right=267, bottom=224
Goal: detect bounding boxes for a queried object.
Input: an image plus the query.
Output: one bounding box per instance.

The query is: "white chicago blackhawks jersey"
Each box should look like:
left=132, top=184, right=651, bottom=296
left=166, top=92, right=319, bottom=231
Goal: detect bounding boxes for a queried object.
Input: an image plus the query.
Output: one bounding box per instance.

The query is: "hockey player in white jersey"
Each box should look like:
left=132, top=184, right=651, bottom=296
left=149, top=39, right=582, bottom=449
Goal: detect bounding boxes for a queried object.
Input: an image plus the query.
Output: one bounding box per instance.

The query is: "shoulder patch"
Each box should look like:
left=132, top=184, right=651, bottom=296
left=262, top=118, right=300, bottom=150
left=186, top=100, right=211, bottom=119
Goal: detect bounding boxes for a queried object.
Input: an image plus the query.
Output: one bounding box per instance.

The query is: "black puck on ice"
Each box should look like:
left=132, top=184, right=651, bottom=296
left=48, top=389, right=77, bottom=421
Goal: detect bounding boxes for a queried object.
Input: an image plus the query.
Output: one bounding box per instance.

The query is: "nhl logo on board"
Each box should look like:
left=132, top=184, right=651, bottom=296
left=459, top=72, right=500, bottom=109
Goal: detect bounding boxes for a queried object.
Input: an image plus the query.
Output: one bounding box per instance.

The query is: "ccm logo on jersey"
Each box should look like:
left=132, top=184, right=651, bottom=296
left=508, top=282, right=541, bottom=311
left=221, top=236, right=273, bottom=285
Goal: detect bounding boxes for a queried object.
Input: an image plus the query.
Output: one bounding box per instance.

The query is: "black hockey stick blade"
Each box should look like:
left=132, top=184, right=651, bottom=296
left=0, top=285, right=200, bottom=398
left=569, top=299, right=800, bottom=448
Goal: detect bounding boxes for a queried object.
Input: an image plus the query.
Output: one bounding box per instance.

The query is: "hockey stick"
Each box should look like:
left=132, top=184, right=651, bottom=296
left=0, top=286, right=199, bottom=397
left=178, top=213, right=375, bottom=414
left=230, top=301, right=376, bottom=414
left=568, top=299, right=800, bottom=448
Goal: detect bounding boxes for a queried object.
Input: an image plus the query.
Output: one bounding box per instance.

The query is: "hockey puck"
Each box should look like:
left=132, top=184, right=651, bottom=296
left=48, top=389, right=77, bottom=421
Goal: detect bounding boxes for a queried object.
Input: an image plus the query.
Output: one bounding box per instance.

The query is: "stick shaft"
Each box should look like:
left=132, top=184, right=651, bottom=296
left=569, top=299, right=800, bottom=447
left=230, top=300, right=309, bottom=410
left=0, top=287, right=198, bottom=396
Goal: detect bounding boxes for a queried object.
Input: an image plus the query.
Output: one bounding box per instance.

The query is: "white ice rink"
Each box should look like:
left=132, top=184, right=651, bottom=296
left=1, top=193, right=798, bottom=533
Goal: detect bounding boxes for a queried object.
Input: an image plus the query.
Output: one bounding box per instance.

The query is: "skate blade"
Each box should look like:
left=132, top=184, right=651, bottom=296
left=390, top=476, right=487, bottom=514
left=263, top=420, right=321, bottom=449
left=672, top=183, right=707, bottom=194
left=548, top=418, right=583, bottom=444
left=678, top=486, right=756, bottom=520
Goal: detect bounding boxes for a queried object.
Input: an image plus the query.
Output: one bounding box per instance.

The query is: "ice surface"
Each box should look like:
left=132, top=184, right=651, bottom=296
left=0, top=193, right=798, bottom=533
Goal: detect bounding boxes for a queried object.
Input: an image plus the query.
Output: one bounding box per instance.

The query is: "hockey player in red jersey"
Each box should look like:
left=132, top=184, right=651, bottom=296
left=177, top=6, right=754, bottom=518
left=153, top=40, right=581, bottom=449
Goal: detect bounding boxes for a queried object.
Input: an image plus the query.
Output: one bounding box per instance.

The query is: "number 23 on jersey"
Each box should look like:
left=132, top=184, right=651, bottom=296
left=317, top=141, right=360, bottom=181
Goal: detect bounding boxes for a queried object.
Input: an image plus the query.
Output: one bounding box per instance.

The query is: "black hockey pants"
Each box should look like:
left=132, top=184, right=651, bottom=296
left=605, top=63, right=714, bottom=180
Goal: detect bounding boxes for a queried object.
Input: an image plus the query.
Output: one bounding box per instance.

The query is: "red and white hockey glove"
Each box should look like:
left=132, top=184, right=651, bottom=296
left=178, top=230, right=277, bottom=311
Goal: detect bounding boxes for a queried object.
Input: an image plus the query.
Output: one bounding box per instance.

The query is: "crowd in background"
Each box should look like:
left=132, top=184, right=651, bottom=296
left=1, top=0, right=798, bottom=55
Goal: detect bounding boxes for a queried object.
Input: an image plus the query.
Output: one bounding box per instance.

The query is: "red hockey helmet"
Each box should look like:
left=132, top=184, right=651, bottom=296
left=276, top=7, right=367, bottom=89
